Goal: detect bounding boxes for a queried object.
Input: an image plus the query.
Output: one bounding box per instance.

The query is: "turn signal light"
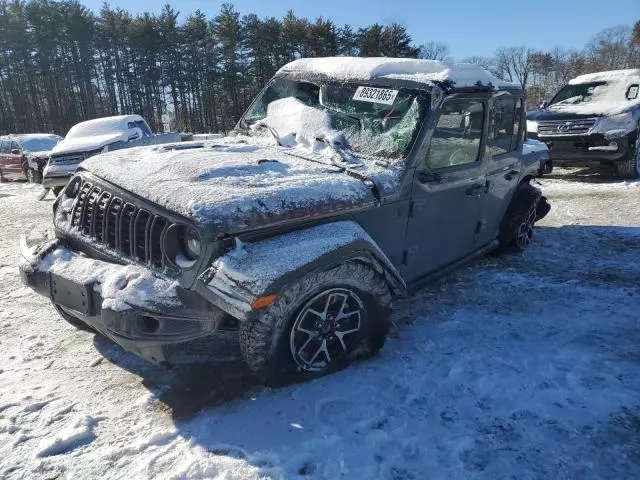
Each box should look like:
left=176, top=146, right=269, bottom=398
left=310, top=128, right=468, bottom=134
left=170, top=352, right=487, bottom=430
left=250, top=295, right=278, bottom=311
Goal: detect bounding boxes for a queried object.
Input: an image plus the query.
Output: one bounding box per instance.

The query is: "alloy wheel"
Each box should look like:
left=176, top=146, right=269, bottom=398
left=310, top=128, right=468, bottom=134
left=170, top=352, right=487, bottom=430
left=516, top=204, right=537, bottom=249
left=289, top=288, right=363, bottom=372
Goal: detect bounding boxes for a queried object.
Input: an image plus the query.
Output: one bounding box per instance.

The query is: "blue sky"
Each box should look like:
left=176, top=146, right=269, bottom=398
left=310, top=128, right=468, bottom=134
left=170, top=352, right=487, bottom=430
left=81, top=0, right=637, bottom=59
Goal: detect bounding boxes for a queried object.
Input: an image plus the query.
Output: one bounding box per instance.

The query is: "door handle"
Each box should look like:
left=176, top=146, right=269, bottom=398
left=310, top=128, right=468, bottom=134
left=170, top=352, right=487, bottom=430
left=465, top=183, right=485, bottom=197
left=504, top=170, right=519, bottom=181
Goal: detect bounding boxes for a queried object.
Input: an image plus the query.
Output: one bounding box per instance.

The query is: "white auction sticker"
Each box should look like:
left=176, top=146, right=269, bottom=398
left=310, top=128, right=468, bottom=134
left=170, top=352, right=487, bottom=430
left=352, top=86, right=399, bottom=105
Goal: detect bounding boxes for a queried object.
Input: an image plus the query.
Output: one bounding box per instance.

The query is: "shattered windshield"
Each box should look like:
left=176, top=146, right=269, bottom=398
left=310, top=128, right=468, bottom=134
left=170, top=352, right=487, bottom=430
left=241, top=77, right=428, bottom=161
left=549, top=81, right=608, bottom=106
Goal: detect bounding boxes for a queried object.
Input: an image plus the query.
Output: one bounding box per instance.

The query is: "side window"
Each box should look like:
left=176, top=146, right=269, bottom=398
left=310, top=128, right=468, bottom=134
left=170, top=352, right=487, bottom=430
left=627, top=85, right=639, bottom=100
left=512, top=98, right=523, bottom=150
left=492, top=97, right=517, bottom=155
left=426, top=98, right=485, bottom=169
left=135, top=120, right=153, bottom=136
left=0, top=139, right=9, bottom=154
left=10, top=141, right=20, bottom=153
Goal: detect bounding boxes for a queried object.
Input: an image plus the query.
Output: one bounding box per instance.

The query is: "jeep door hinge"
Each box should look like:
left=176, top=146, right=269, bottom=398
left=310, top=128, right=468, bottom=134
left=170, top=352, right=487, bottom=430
left=408, top=199, right=426, bottom=218
left=401, top=246, right=418, bottom=265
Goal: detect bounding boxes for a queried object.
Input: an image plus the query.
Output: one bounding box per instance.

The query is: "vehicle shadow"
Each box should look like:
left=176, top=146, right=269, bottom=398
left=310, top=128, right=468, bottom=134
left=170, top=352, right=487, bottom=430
left=87, top=224, right=640, bottom=477
left=91, top=330, right=260, bottom=419
left=544, top=166, right=632, bottom=184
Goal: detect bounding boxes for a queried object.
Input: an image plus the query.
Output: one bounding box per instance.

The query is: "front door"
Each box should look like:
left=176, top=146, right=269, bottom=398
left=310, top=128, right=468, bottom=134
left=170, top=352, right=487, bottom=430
left=402, top=96, right=489, bottom=283
left=5, top=140, right=23, bottom=180
left=478, top=95, right=524, bottom=245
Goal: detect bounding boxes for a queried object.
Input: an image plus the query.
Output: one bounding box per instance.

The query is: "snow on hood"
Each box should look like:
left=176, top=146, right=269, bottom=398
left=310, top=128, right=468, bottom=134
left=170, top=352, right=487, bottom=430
left=52, top=132, right=126, bottom=156
left=544, top=70, right=640, bottom=116
left=279, top=57, right=517, bottom=89
left=79, top=140, right=380, bottom=232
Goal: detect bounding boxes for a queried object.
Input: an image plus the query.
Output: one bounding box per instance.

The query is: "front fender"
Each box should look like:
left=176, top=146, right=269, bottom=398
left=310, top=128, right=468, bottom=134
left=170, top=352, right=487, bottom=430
left=195, top=221, right=406, bottom=320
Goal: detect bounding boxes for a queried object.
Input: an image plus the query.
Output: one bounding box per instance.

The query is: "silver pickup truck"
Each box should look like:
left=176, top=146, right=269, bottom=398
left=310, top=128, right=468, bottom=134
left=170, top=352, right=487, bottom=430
left=43, top=114, right=180, bottom=194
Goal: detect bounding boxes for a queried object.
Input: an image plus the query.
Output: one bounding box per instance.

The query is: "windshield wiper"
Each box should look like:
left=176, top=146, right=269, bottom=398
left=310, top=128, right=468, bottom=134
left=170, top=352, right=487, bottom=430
left=316, top=135, right=363, bottom=168
left=315, top=135, right=381, bottom=204
left=248, top=122, right=282, bottom=146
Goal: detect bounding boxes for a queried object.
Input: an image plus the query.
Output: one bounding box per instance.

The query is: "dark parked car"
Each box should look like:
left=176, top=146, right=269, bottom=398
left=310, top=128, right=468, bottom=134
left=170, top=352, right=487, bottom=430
left=20, top=57, right=550, bottom=385
left=0, top=134, right=61, bottom=182
left=527, top=69, right=640, bottom=178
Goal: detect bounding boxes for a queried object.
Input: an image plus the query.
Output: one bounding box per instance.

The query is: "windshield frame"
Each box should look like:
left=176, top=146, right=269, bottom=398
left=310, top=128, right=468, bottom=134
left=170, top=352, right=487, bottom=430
left=237, top=74, right=432, bottom=163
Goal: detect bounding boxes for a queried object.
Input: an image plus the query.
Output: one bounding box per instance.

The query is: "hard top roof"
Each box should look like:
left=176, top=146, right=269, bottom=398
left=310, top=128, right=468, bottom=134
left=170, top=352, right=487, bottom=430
left=278, top=57, right=519, bottom=91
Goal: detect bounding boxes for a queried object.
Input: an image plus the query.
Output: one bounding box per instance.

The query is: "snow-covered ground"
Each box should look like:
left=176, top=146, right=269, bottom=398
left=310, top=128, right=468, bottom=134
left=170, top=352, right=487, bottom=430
left=0, top=173, right=639, bottom=480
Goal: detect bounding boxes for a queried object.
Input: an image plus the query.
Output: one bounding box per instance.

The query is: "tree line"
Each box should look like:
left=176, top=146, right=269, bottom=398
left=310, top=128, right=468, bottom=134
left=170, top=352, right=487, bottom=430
left=0, top=0, right=638, bottom=136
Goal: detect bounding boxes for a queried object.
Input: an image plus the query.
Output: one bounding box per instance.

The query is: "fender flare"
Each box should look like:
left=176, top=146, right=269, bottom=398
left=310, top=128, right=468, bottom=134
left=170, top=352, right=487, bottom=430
left=196, top=221, right=407, bottom=320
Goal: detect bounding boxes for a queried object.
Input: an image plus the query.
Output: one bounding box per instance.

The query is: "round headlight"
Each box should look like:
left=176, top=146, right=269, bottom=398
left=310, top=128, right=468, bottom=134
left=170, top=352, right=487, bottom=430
left=181, top=226, right=201, bottom=260
left=64, top=175, right=82, bottom=198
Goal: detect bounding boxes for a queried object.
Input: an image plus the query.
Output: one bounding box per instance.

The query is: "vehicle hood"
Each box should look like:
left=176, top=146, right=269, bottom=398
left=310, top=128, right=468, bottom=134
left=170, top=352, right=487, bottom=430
left=527, top=102, right=637, bottom=120
left=79, top=141, right=394, bottom=233
left=52, top=132, right=127, bottom=156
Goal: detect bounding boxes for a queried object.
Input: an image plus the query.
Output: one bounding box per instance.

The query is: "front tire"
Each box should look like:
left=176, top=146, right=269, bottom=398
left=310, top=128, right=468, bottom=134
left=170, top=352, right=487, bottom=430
left=239, top=262, right=392, bottom=386
left=615, top=136, right=639, bottom=179
left=26, top=168, right=42, bottom=184
left=498, top=182, right=542, bottom=252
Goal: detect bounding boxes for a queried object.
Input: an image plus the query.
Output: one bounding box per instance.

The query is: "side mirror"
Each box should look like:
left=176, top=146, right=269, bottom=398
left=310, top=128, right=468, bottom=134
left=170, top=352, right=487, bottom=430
left=11, top=149, right=21, bottom=155
left=538, top=101, right=548, bottom=109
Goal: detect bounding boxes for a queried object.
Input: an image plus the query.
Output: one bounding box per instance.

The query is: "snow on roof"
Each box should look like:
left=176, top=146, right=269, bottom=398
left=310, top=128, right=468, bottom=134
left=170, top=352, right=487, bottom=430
left=66, top=115, right=144, bottom=139
left=278, top=57, right=517, bottom=89
left=569, top=69, right=640, bottom=85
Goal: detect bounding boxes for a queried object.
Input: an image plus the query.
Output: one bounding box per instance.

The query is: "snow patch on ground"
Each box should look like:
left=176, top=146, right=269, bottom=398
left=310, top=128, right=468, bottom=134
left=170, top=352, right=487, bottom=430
left=36, top=415, right=98, bottom=457
left=0, top=175, right=639, bottom=479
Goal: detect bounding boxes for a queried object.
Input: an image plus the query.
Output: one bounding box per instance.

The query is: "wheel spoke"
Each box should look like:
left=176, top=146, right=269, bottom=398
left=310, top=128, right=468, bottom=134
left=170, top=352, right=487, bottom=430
left=296, top=323, right=316, bottom=335
left=308, top=339, right=329, bottom=365
left=337, top=309, right=359, bottom=321
left=297, top=333, right=317, bottom=357
left=334, top=328, right=359, bottom=351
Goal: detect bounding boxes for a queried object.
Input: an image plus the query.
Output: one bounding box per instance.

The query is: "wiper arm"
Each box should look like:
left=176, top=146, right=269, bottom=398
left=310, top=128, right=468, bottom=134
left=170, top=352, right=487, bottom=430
left=316, top=135, right=363, bottom=168
left=252, top=122, right=282, bottom=146
left=316, top=135, right=381, bottom=204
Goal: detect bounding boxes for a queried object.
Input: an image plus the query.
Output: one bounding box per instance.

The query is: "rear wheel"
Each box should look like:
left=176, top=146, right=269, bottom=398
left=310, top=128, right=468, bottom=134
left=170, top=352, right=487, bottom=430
left=498, top=182, right=542, bottom=252
left=239, top=262, right=392, bottom=386
left=53, top=304, right=95, bottom=333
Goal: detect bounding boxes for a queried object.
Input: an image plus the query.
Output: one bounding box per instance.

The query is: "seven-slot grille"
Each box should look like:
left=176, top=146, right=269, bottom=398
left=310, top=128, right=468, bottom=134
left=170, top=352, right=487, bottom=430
left=537, top=118, right=598, bottom=137
left=70, top=179, right=171, bottom=268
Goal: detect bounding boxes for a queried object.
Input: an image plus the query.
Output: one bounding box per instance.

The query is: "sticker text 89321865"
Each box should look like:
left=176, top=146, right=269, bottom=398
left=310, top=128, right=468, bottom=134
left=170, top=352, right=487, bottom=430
left=352, top=86, right=399, bottom=105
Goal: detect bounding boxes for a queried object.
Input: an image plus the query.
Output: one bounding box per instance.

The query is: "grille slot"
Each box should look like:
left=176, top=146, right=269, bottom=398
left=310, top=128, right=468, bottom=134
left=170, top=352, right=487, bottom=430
left=537, top=118, right=598, bottom=137
left=50, top=153, right=86, bottom=165
left=69, top=179, right=171, bottom=268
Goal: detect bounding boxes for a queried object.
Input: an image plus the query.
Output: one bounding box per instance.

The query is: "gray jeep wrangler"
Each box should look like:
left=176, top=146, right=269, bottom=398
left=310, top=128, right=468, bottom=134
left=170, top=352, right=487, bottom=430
left=20, top=57, right=550, bottom=385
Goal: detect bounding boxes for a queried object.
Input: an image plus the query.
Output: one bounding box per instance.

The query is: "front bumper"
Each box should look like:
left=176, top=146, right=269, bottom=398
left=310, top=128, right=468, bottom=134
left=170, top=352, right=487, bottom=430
left=528, top=131, right=633, bottom=165
left=42, top=164, right=78, bottom=188
left=20, top=239, right=229, bottom=366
